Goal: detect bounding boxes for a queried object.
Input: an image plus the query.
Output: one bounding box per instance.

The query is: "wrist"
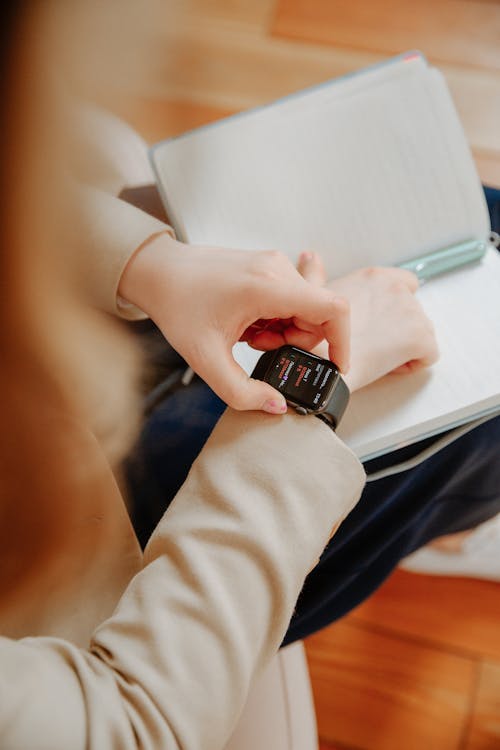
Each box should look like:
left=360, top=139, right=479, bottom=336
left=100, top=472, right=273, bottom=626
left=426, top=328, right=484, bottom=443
left=118, top=230, right=181, bottom=316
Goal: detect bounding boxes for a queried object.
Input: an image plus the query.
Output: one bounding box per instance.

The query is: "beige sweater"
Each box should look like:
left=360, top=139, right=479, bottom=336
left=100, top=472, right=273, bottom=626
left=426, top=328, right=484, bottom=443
left=1, top=409, right=364, bottom=750
left=0, top=112, right=365, bottom=749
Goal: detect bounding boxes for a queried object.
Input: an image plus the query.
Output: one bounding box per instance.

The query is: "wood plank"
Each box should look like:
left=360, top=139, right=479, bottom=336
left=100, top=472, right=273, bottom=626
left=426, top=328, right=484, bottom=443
left=305, top=619, right=476, bottom=750
left=473, top=150, right=500, bottom=188
left=172, top=0, right=277, bottom=32
left=319, top=741, right=358, bottom=750
left=114, top=97, right=235, bottom=144
left=465, top=661, right=500, bottom=749
left=350, top=570, right=500, bottom=661
left=273, top=0, right=500, bottom=71
left=141, top=22, right=379, bottom=109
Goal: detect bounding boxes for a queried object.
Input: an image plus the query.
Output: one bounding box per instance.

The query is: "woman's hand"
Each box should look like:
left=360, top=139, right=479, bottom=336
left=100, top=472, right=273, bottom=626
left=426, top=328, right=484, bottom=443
left=295, top=252, right=439, bottom=392
left=118, top=233, right=349, bottom=413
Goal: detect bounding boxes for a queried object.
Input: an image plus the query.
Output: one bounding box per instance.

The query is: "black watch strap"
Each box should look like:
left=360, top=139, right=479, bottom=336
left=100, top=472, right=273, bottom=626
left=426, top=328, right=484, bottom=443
left=316, top=373, right=350, bottom=430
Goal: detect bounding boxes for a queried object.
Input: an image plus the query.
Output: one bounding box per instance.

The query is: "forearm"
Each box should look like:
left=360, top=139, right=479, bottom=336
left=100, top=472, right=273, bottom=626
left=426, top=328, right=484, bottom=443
left=0, top=410, right=364, bottom=750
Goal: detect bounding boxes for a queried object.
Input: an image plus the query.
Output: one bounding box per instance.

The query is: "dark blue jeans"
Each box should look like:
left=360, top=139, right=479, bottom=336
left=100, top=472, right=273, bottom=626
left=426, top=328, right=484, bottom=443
left=125, top=185, right=500, bottom=644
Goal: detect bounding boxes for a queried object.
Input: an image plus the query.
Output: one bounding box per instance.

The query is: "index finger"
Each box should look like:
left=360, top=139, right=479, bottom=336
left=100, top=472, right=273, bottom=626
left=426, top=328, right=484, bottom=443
left=322, top=295, right=350, bottom=373
left=257, top=277, right=350, bottom=371
left=291, top=293, right=350, bottom=372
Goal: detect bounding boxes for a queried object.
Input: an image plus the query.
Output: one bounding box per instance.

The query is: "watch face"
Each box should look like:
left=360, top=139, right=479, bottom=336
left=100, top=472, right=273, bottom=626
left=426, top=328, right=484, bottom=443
left=266, top=346, right=339, bottom=412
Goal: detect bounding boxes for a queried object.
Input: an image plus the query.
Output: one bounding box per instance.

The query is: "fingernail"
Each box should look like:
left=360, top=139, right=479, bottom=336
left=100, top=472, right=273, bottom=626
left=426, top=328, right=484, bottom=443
left=299, top=251, right=313, bottom=262
left=263, top=399, right=287, bottom=414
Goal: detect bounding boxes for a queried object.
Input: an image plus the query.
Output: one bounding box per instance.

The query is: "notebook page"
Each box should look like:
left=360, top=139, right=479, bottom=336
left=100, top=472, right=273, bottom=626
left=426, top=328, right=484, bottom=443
left=261, top=52, right=429, bottom=120
left=152, top=54, right=427, bottom=243
left=152, top=60, right=488, bottom=278
left=422, top=68, right=490, bottom=254
left=337, top=247, right=500, bottom=459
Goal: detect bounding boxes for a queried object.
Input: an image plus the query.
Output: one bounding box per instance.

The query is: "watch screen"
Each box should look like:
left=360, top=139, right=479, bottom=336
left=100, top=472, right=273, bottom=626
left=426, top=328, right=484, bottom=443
left=267, top=347, right=338, bottom=411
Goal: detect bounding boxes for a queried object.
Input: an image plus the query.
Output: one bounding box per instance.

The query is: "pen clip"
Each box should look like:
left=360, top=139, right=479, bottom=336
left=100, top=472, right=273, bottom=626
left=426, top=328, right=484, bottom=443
left=398, top=239, right=487, bottom=283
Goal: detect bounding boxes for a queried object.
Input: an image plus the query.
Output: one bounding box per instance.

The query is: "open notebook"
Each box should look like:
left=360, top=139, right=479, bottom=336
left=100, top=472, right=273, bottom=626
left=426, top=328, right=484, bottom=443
left=150, top=52, right=500, bottom=461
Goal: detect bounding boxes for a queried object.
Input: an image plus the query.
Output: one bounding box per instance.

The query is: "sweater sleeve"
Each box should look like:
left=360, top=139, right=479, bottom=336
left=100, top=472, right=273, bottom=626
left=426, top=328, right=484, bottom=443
left=0, top=409, right=365, bottom=750
left=79, top=186, right=175, bottom=321
left=71, top=103, right=176, bottom=321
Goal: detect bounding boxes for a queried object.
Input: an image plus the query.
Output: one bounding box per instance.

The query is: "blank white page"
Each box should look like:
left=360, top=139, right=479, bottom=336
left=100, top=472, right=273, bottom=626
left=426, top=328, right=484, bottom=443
left=151, top=56, right=490, bottom=278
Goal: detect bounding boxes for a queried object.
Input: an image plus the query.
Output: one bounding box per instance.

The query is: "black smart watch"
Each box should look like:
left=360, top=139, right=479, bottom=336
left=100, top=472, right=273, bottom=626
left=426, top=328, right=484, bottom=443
left=251, top=345, right=349, bottom=430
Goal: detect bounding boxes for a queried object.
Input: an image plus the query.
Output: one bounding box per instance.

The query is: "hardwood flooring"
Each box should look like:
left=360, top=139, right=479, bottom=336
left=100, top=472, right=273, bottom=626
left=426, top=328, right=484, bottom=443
left=306, top=570, right=500, bottom=749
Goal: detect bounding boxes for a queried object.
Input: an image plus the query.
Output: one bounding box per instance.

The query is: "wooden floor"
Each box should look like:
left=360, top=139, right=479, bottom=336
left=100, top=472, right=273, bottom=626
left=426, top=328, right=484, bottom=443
left=119, top=2, right=500, bottom=748
left=311, top=569, right=500, bottom=750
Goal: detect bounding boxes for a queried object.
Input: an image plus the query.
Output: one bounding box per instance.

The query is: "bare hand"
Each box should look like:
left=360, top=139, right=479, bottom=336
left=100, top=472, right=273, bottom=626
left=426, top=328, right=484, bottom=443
left=295, top=252, right=439, bottom=391
left=119, top=234, right=350, bottom=413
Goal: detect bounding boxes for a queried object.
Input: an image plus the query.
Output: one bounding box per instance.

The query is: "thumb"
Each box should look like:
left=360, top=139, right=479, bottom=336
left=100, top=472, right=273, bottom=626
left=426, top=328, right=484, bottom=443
left=188, top=332, right=288, bottom=414
left=297, top=250, right=327, bottom=286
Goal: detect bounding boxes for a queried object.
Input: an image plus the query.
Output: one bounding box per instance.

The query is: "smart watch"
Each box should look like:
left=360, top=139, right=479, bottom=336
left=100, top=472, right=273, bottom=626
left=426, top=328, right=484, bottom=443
left=251, top=345, right=350, bottom=430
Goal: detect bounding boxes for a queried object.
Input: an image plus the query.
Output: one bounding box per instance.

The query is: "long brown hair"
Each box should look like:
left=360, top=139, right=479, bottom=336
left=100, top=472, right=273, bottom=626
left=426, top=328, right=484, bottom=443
left=0, top=3, right=141, bottom=611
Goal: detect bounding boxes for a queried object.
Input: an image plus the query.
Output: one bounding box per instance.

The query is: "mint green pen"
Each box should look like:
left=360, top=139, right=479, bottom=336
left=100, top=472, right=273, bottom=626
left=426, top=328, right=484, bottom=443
left=398, top=239, right=487, bottom=282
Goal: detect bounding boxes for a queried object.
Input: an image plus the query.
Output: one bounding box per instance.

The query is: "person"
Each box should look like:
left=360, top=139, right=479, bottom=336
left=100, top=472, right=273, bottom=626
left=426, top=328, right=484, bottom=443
left=0, top=2, right=447, bottom=747
left=94, top=9, right=500, bottom=613
left=113, top=98, right=500, bottom=642
left=67, top=25, right=464, bottom=648
left=60, top=2, right=500, bottom=646
left=122, top=195, right=500, bottom=647
left=83, top=93, right=500, bottom=644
